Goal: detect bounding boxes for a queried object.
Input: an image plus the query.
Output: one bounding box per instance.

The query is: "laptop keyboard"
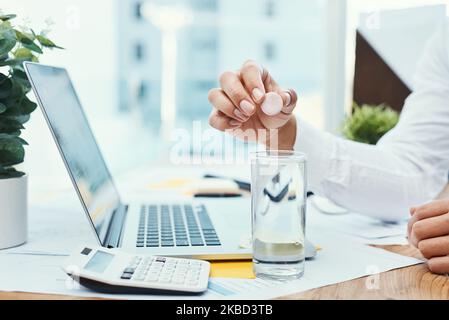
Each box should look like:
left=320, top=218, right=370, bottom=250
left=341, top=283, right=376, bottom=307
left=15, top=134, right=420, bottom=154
left=136, top=204, right=221, bottom=248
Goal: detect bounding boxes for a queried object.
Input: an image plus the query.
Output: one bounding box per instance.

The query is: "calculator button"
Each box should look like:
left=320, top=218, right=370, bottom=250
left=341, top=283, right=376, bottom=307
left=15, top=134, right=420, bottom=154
left=159, top=276, right=171, bottom=283
left=176, top=265, right=187, bottom=270
left=150, top=266, right=162, bottom=272
left=146, top=275, right=158, bottom=282
left=123, top=267, right=135, bottom=274
left=121, top=273, right=133, bottom=280
left=172, top=277, right=185, bottom=284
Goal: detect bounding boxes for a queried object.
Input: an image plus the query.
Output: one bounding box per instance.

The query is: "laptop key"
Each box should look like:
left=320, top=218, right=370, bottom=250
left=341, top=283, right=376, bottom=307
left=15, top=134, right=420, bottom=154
left=161, top=241, right=174, bottom=247
left=176, top=240, right=189, bottom=247
left=190, top=238, right=204, bottom=246
left=206, top=240, right=221, bottom=245
left=146, top=243, right=159, bottom=247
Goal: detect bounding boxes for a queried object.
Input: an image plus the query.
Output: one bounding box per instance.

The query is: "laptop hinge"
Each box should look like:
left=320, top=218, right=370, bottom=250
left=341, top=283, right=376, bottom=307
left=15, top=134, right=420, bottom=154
left=104, top=204, right=128, bottom=249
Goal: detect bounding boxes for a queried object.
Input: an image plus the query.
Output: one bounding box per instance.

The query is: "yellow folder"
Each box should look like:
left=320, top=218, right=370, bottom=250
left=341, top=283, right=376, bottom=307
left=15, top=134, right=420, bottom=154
left=209, top=260, right=255, bottom=279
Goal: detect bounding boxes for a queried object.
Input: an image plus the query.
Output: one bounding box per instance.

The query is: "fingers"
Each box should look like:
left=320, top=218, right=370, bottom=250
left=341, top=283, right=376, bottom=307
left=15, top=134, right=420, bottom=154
left=208, top=88, right=249, bottom=122
left=407, top=200, right=449, bottom=237
left=418, top=235, right=449, bottom=259
left=409, top=212, right=449, bottom=247
left=280, top=89, right=298, bottom=115
left=219, top=71, right=256, bottom=117
left=414, top=200, right=449, bottom=219
left=240, top=60, right=267, bottom=104
left=208, top=109, right=241, bottom=132
left=427, top=256, right=449, bottom=275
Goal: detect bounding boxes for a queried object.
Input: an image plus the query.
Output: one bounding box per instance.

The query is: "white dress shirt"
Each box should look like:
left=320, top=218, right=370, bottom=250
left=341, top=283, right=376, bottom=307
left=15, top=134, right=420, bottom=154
left=295, top=20, right=449, bottom=221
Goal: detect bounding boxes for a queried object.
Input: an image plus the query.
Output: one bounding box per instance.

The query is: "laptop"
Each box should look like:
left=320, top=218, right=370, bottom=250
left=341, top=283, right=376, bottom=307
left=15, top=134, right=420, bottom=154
left=24, top=62, right=252, bottom=260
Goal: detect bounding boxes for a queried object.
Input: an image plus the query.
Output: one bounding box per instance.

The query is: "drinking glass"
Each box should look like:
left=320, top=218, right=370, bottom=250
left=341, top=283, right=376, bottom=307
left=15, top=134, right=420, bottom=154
left=251, top=151, right=307, bottom=280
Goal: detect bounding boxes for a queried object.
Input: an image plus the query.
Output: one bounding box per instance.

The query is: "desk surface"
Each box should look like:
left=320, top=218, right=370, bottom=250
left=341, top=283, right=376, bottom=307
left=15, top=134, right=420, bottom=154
left=1, top=245, right=448, bottom=300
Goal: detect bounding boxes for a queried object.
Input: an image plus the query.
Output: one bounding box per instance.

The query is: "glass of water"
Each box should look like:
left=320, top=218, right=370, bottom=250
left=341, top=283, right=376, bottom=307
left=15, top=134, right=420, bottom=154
left=251, top=151, right=307, bottom=280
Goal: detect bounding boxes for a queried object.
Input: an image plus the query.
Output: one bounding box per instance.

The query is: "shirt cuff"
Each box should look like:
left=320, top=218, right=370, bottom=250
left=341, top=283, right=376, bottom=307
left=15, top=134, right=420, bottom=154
left=294, top=118, right=334, bottom=193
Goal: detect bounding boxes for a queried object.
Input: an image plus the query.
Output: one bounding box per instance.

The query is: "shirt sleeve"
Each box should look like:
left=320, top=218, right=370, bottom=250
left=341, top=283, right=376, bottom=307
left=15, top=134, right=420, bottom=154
left=294, top=20, right=449, bottom=222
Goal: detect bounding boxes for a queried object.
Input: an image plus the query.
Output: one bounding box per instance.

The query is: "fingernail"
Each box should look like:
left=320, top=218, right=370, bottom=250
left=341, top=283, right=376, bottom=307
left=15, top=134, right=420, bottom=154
left=240, top=100, right=255, bottom=116
left=284, top=91, right=292, bottom=106
left=229, top=120, right=242, bottom=127
left=252, top=88, right=264, bottom=102
left=234, top=109, right=248, bottom=121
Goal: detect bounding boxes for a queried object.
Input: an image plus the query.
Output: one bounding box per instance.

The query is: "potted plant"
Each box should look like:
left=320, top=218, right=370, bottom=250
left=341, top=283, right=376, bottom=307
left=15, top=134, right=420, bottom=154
left=0, top=14, right=62, bottom=249
left=342, top=103, right=399, bottom=145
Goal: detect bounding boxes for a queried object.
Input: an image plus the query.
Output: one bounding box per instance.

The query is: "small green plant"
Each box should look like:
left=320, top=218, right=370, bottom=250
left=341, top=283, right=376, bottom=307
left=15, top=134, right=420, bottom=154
left=0, top=14, right=62, bottom=179
left=342, top=103, right=400, bottom=145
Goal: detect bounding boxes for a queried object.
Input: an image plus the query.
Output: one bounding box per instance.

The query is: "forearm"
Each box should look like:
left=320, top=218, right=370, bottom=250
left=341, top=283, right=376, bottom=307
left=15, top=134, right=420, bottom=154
left=294, top=119, right=447, bottom=221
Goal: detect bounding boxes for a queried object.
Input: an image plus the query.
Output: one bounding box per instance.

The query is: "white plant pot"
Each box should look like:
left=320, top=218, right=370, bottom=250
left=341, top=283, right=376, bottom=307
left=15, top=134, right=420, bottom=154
left=0, top=175, right=27, bottom=250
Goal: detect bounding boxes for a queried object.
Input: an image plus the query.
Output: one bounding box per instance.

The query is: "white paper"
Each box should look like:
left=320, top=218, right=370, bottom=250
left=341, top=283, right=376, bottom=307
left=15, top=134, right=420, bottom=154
left=0, top=227, right=422, bottom=300
left=0, top=184, right=419, bottom=300
left=308, top=204, right=407, bottom=239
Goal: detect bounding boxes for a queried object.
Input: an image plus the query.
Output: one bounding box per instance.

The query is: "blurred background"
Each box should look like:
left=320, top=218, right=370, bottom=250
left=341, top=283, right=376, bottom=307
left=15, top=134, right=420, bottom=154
left=0, top=0, right=447, bottom=191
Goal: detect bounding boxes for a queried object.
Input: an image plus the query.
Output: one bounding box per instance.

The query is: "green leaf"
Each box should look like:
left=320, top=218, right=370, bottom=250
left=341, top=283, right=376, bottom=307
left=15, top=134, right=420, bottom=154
left=0, top=58, right=22, bottom=67
left=0, top=38, right=16, bottom=56
left=3, top=94, right=37, bottom=116
left=0, top=133, right=28, bottom=144
left=0, top=134, right=25, bottom=167
left=0, top=14, right=17, bottom=22
left=0, top=102, right=6, bottom=113
left=2, top=114, right=30, bottom=125
left=0, top=167, right=25, bottom=179
left=0, top=73, right=12, bottom=99
left=0, top=24, right=17, bottom=56
left=0, top=117, right=25, bottom=132
left=20, top=96, right=37, bottom=114
left=13, top=47, right=32, bottom=59
left=1, top=77, right=22, bottom=101
left=12, top=67, right=31, bottom=91
left=36, top=34, right=64, bottom=49
left=15, top=30, right=42, bottom=54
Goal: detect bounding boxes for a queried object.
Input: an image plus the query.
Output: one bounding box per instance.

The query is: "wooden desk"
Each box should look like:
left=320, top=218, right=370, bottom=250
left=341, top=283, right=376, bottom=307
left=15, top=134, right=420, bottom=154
left=0, top=245, right=448, bottom=300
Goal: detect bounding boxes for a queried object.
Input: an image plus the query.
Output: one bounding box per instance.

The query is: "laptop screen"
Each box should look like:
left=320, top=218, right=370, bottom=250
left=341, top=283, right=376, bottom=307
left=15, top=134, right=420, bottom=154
left=25, top=63, right=122, bottom=246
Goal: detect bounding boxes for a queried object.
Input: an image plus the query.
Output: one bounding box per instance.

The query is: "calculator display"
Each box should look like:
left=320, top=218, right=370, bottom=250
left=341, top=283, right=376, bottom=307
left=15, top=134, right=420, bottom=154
left=85, top=251, right=114, bottom=273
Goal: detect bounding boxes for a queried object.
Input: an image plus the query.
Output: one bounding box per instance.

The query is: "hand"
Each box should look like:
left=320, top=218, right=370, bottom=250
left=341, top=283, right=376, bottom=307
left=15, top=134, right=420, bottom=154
left=408, top=199, right=449, bottom=274
left=208, top=60, right=298, bottom=150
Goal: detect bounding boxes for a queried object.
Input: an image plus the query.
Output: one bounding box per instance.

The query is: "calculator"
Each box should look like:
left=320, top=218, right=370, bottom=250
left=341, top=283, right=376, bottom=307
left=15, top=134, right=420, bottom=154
left=62, top=246, right=210, bottom=294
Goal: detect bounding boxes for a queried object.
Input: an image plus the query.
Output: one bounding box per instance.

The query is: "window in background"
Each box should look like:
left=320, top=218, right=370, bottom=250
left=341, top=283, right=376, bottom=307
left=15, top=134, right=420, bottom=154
left=135, top=42, right=145, bottom=61
left=266, top=0, right=276, bottom=18
left=135, top=1, right=143, bottom=20
left=117, top=0, right=328, bottom=147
